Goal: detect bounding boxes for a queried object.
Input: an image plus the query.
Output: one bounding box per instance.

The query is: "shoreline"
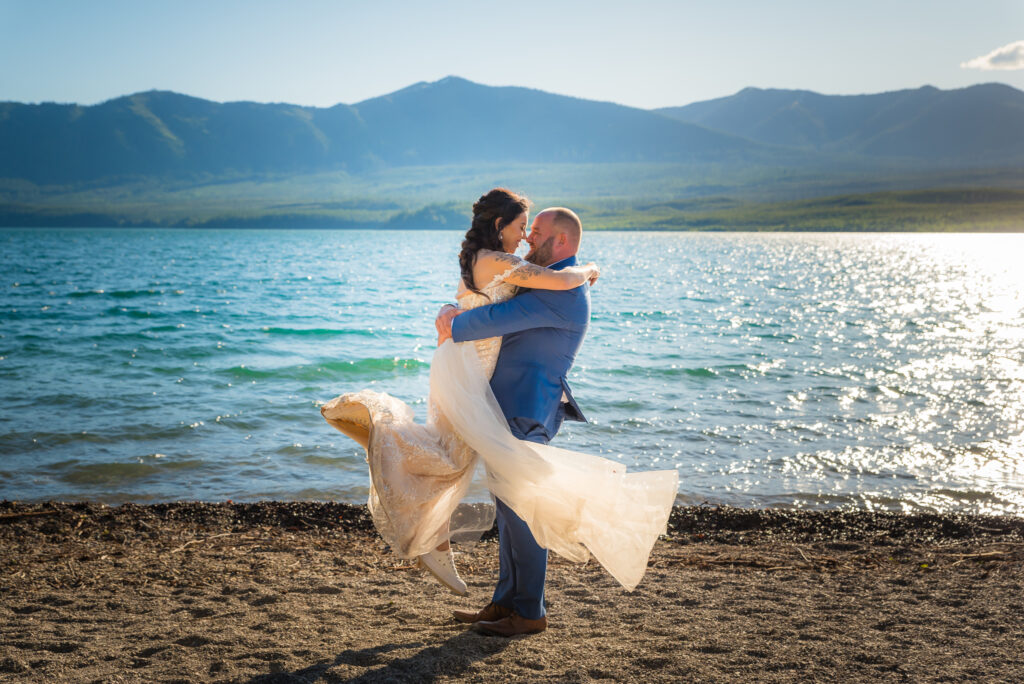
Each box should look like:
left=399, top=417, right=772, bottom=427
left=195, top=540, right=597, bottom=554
left=2, top=501, right=1022, bottom=681
left=4, top=499, right=1024, bottom=543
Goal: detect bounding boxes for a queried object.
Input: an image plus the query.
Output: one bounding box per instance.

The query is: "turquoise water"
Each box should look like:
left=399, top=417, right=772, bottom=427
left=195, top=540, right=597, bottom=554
left=2, top=229, right=1023, bottom=515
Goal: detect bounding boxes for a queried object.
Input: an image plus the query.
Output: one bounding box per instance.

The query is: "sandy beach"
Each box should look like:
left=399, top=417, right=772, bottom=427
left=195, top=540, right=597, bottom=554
left=1, top=500, right=1022, bottom=683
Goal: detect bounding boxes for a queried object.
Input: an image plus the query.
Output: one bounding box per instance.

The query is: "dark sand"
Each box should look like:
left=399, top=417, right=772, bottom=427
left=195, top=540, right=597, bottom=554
left=1, top=501, right=1022, bottom=683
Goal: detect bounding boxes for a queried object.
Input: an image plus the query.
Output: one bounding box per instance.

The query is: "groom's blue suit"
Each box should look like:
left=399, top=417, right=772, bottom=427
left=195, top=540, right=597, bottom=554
left=450, top=255, right=590, bottom=620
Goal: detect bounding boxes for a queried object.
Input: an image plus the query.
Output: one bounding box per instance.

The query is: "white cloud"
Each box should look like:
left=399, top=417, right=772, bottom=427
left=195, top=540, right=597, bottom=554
left=961, top=40, right=1024, bottom=70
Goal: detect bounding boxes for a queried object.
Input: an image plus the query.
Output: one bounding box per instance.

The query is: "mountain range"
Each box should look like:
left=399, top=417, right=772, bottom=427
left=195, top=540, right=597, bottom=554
left=2, top=77, right=1022, bottom=186
left=656, top=83, right=1024, bottom=163
left=0, top=77, right=755, bottom=185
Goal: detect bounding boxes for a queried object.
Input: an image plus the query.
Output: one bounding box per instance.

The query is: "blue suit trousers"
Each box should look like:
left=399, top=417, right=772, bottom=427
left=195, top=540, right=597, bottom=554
left=491, top=419, right=553, bottom=620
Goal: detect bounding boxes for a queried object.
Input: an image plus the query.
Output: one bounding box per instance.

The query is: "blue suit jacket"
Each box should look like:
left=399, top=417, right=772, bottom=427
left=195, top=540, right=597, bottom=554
left=451, top=255, right=590, bottom=440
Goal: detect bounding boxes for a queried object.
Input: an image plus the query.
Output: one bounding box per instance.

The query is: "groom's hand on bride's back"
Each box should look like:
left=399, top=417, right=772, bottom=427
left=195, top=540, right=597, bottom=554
left=435, top=303, right=461, bottom=345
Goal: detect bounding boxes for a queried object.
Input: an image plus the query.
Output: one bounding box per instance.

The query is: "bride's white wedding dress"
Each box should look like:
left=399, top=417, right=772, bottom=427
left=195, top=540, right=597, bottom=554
left=321, top=264, right=678, bottom=590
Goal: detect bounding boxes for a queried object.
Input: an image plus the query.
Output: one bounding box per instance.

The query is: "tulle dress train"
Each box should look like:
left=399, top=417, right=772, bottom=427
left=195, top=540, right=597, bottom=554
left=321, top=270, right=678, bottom=590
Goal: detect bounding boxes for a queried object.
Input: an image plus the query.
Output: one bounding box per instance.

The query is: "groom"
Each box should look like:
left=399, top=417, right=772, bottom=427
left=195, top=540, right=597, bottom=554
left=434, top=207, right=590, bottom=637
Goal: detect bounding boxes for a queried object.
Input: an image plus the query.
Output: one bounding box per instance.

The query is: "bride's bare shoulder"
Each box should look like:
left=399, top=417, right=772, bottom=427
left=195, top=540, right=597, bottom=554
left=475, top=249, right=523, bottom=269
left=471, top=249, right=522, bottom=287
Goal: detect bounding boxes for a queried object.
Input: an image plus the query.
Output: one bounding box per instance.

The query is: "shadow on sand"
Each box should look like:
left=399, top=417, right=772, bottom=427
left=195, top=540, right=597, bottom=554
left=244, top=629, right=511, bottom=683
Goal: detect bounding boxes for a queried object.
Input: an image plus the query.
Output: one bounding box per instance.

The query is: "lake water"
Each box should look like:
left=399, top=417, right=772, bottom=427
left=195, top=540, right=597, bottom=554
left=1, top=229, right=1022, bottom=515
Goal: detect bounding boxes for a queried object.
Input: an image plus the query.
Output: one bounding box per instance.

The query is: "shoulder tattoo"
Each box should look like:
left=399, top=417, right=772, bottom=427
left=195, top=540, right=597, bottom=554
left=490, top=252, right=522, bottom=267
left=513, top=262, right=548, bottom=278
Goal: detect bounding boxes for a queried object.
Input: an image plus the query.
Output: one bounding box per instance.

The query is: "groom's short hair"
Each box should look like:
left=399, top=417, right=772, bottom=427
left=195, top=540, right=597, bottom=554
left=546, top=207, right=582, bottom=249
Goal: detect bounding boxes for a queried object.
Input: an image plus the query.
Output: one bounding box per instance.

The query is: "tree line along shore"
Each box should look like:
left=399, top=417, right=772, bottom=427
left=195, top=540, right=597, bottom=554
left=3, top=187, right=1024, bottom=231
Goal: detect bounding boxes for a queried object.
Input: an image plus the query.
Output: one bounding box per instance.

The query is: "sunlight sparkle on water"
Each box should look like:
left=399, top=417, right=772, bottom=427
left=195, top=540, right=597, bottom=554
left=2, top=230, right=1023, bottom=514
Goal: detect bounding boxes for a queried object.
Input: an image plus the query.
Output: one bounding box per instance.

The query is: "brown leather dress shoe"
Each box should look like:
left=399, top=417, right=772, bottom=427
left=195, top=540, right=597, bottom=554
left=473, top=613, right=547, bottom=637
left=453, top=602, right=512, bottom=624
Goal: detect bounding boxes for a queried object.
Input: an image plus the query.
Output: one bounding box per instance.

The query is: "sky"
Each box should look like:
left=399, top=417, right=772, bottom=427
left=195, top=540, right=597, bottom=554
left=1, top=0, right=1022, bottom=109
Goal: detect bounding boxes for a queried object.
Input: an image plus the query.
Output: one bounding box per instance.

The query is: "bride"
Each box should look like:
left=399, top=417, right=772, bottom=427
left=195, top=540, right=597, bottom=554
left=322, top=188, right=677, bottom=596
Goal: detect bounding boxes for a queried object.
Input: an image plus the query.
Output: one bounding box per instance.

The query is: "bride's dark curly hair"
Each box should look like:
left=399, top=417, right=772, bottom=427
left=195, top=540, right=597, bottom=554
left=459, top=188, right=531, bottom=297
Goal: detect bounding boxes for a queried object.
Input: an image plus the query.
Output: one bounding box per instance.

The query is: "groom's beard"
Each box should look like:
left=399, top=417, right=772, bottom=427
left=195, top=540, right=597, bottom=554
left=526, top=237, right=555, bottom=267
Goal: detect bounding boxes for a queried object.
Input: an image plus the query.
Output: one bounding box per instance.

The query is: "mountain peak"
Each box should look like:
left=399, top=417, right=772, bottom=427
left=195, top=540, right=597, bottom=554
left=433, top=75, right=474, bottom=86
left=356, top=76, right=482, bottom=105
left=99, top=90, right=222, bottom=109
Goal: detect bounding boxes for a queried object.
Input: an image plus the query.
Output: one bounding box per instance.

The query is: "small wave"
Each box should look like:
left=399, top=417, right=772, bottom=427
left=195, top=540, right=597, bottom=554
left=220, top=357, right=429, bottom=382
left=58, top=457, right=205, bottom=485
left=146, top=364, right=191, bottom=376
left=102, top=306, right=166, bottom=320
left=605, top=365, right=719, bottom=379
left=260, top=326, right=420, bottom=339
left=296, top=454, right=365, bottom=470
left=7, top=332, right=51, bottom=342
left=3, top=424, right=201, bottom=449
left=753, top=333, right=800, bottom=342
left=69, top=288, right=161, bottom=300
left=604, top=362, right=783, bottom=380
left=234, top=486, right=371, bottom=502
left=12, top=393, right=101, bottom=411
left=260, top=326, right=376, bottom=337
left=615, top=310, right=680, bottom=320
left=83, top=331, right=162, bottom=343
left=1, top=309, right=43, bottom=321
left=38, top=458, right=82, bottom=471
left=98, top=306, right=205, bottom=321
left=273, top=446, right=366, bottom=470
left=108, top=289, right=162, bottom=299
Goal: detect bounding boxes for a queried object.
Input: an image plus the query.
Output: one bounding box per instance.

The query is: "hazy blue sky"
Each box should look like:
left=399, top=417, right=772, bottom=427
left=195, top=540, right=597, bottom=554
left=2, top=0, right=1022, bottom=108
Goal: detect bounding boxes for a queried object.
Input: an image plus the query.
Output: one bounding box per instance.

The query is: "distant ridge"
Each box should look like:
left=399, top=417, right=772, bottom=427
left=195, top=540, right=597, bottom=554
left=0, top=77, right=760, bottom=184
left=1, top=78, right=1022, bottom=187
left=656, top=83, right=1024, bottom=163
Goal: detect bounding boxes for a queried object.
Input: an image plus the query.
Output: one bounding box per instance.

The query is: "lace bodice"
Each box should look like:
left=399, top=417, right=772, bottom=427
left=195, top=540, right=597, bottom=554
left=457, top=263, right=523, bottom=378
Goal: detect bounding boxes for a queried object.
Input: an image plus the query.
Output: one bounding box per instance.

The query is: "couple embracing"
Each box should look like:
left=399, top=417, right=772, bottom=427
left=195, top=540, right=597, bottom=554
left=322, top=188, right=677, bottom=637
